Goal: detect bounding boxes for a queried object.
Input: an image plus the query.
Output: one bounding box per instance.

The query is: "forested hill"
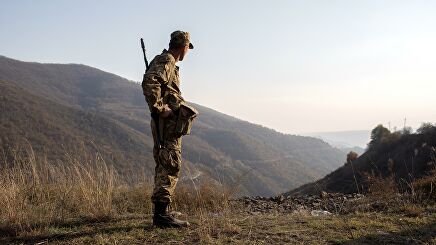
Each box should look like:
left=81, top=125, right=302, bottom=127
left=0, top=55, right=345, bottom=196
left=287, top=124, right=436, bottom=196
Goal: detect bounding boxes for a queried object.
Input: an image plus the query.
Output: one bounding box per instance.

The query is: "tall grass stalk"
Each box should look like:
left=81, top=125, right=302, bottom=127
left=0, top=146, right=120, bottom=234
left=0, top=145, right=234, bottom=236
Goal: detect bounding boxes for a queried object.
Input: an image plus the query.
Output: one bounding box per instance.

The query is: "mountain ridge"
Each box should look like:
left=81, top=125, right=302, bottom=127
left=0, top=55, right=345, bottom=196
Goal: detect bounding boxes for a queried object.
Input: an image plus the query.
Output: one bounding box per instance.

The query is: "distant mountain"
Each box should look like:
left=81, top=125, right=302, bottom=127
left=337, top=146, right=365, bottom=155
left=304, top=130, right=371, bottom=149
left=287, top=127, right=436, bottom=196
left=0, top=55, right=346, bottom=196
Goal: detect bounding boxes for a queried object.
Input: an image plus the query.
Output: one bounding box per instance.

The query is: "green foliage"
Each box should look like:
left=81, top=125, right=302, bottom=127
left=346, top=151, right=359, bottom=164
left=417, top=122, right=435, bottom=134
left=401, top=126, right=413, bottom=135
left=368, top=124, right=391, bottom=150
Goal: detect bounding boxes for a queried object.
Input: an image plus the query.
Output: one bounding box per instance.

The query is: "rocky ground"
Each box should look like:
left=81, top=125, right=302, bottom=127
left=234, top=192, right=367, bottom=215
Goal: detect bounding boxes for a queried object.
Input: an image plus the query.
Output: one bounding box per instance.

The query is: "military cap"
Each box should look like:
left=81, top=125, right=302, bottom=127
left=170, top=30, right=194, bottom=49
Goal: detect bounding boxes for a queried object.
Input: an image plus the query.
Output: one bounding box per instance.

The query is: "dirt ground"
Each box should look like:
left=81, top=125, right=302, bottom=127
left=2, top=209, right=435, bottom=245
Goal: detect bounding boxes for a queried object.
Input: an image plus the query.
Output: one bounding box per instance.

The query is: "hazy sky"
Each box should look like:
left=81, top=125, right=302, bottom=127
left=1, top=1, right=435, bottom=134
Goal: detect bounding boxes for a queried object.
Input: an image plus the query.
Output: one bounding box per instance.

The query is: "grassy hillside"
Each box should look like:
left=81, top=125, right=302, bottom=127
left=1, top=148, right=434, bottom=244
left=0, top=81, right=155, bottom=175
left=0, top=55, right=346, bottom=196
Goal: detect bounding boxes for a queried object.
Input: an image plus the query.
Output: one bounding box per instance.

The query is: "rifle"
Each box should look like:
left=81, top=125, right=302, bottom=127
left=140, top=38, right=162, bottom=149
left=140, top=38, right=149, bottom=71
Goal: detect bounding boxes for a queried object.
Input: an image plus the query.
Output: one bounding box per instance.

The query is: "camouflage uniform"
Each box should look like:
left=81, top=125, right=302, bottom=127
left=143, top=31, right=196, bottom=228
left=142, top=49, right=186, bottom=204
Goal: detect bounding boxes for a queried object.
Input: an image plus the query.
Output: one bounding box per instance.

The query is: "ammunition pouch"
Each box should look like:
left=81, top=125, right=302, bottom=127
left=175, top=102, right=198, bottom=136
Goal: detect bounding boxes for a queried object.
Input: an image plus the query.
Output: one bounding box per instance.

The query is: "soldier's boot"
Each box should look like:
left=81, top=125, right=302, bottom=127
left=152, top=201, right=190, bottom=228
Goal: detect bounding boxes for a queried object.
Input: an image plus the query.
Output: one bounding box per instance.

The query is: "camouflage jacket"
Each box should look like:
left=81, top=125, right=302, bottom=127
left=142, top=49, right=185, bottom=115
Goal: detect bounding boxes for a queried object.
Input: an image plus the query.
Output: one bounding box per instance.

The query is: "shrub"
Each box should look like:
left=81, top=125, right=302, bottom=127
left=417, top=122, right=436, bottom=135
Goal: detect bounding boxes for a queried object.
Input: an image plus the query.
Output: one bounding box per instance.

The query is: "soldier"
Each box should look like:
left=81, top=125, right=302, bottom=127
left=142, top=31, right=196, bottom=228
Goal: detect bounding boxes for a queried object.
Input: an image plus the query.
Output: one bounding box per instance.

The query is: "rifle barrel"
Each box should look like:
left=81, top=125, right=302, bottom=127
left=140, top=38, right=149, bottom=71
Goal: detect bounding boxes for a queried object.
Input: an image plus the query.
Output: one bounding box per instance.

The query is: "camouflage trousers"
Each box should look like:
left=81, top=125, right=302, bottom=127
left=150, top=115, right=182, bottom=204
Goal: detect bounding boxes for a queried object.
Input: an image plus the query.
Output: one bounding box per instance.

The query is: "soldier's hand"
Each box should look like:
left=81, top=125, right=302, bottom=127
left=160, top=104, right=173, bottom=118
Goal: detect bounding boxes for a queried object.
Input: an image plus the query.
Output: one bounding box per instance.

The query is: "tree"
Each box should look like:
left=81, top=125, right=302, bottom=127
left=401, top=126, right=413, bottom=135
left=368, top=124, right=391, bottom=150
left=345, top=151, right=359, bottom=165
left=417, top=122, right=435, bottom=134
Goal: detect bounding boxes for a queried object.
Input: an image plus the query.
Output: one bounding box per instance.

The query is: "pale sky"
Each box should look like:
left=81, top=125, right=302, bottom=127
left=1, top=0, right=435, bottom=134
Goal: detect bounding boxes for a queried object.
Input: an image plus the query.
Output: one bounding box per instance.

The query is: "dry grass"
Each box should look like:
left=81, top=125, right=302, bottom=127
left=414, top=150, right=436, bottom=201
left=0, top=145, right=232, bottom=237
left=365, top=174, right=399, bottom=200
left=173, top=182, right=232, bottom=214
left=4, top=211, right=434, bottom=244
left=361, top=164, right=435, bottom=217
left=412, top=167, right=436, bottom=201
left=400, top=203, right=425, bottom=217
left=0, top=146, right=119, bottom=235
left=2, top=144, right=435, bottom=244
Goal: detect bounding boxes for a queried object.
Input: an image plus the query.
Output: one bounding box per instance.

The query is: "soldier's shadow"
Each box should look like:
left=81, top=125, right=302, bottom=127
left=0, top=216, right=154, bottom=244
